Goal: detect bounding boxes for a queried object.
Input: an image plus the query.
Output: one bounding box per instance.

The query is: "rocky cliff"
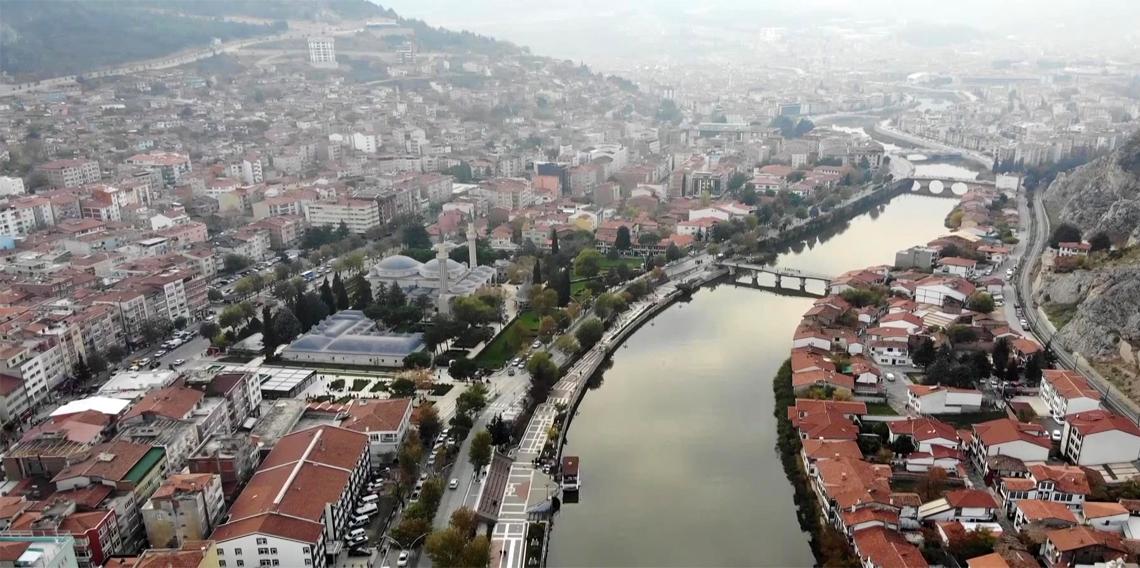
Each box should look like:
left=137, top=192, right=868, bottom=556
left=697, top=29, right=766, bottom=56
left=1035, top=265, right=1140, bottom=358
left=1043, top=132, right=1140, bottom=243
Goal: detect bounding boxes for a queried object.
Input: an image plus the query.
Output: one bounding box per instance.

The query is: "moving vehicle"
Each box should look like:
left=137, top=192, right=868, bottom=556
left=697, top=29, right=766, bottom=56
left=885, top=372, right=896, bottom=382
left=173, top=359, right=186, bottom=366
left=449, top=478, right=459, bottom=490
left=301, top=269, right=316, bottom=281
left=397, top=551, right=410, bottom=567
left=1051, top=430, right=1062, bottom=442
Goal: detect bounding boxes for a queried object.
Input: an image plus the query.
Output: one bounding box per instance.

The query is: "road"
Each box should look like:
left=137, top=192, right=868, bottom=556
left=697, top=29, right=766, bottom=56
left=873, top=122, right=994, bottom=170
left=1016, top=191, right=1140, bottom=421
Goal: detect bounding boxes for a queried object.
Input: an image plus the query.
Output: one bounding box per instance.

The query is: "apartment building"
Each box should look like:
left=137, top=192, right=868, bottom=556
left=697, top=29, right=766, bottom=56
left=210, top=426, right=370, bottom=568
left=304, top=199, right=381, bottom=234
left=248, top=216, right=306, bottom=249
left=0, top=338, right=67, bottom=405
left=36, top=160, right=100, bottom=189
left=484, top=178, right=534, bottom=210
left=124, top=153, right=191, bottom=188
left=142, top=473, right=225, bottom=549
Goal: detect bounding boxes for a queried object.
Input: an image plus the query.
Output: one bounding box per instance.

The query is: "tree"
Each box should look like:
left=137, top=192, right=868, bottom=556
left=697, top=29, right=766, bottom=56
left=971, top=350, right=993, bottom=380
left=1089, top=232, right=1112, bottom=252
left=967, top=292, right=995, bottom=314
left=351, top=274, right=372, bottom=310
left=615, top=226, right=632, bottom=250
left=105, top=344, right=126, bottom=364
left=71, top=356, right=92, bottom=386
left=272, top=308, right=302, bottom=344
left=573, top=249, right=602, bottom=278
left=417, top=405, right=442, bottom=447
left=532, top=258, right=542, bottom=285
left=554, top=334, right=580, bottom=355
left=223, top=254, right=251, bottom=274
left=425, top=528, right=469, bottom=567
left=319, top=278, right=337, bottom=314
left=947, top=529, right=997, bottom=564
left=456, top=384, right=489, bottom=416
left=992, top=337, right=1011, bottom=368
left=550, top=229, right=559, bottom=256
left=172, top=316, right=188, bottom=330
left=945, top=325, right=979, bottom=344
left=333, top=273, right=350, bottom=311
left=1004, top=359, right=1021, bottom=384
left=575, top=318, right=604, bottom=351
left=390, top=517, right=432, bottom=549
left=261, top=305, right=279, bottom=360
left=468, top=430, right=492, bottom=470
left=390, top=377, right=417, bottom=398
left=557, top=269, right=571, bottom=307
left=526, top=351, right=560, bottom=402
left=404, top=351, right=432, bottom=369
left=218, top=305, right=247, bottom=329
left=487, top=414, right=511, bottom=446
left=539, top=316, right=557, bottom=342
left=404, top=224, right=432, bottom=249
left=917, top=466, right=947, bottom=501
left=889, top=435, right=916, bottom=456
left=638, top=232, right=660, bottom=246
left=451, top=296, right=494, bottom=329
left=200, top=322, right=221, bottom=342
left=449, top=357, right=479, bottom=382
left=138, top=318, right=173, bottom=343
left=913, top=338, right=937, bottom=368
left=208, top=288, right=223, bottom=302
left=1050, top=223, right=1082, bottom=248
left=665, top=243, right=682, bottom=262
left=1025, top=352, right=1045, bottom=386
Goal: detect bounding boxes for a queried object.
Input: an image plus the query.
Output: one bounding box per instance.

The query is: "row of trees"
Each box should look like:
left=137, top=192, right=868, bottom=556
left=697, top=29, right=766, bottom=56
left=912, top=336, right=1046, bottom=390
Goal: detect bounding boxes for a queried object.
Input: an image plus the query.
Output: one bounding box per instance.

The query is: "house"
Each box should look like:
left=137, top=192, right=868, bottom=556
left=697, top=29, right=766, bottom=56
left=1011, top=499, right=1078, bottom=532
left=1080, top=502, right=1129, bottom=533
left=879, top=312, right=923, bottom=334
left=915, top=276, right=976, bottom=307
left=1041, top=370, right=1101, bottom=419
left=337, top=398, right=413, bottom=466
left=870, top=340, right=913, bottom=366
left=1061, top=410, right=1140, bottom=466
left=1041, top=526, right=1127, bottom=568
left=907, top=386, right=983, bottom=415
left=209, top=425, right=370, bottom=568
left=847, top=357, right=882, bottom=386
left=851, top=527, right=928, bottom=568
left=905, top=445, right=966, bottom=474
left=1024, top=464, right=1090, bottom=511
left=917, top=490, right=999, bottom=523
left=977, top=245, right=1012, bottom=264
left=810, top=458, right=895, bottom=533
left=791, top=408, right=861, bottom=441
left=1057, top=242, right=1091, bottom=257
left=966, top=550, right=1041, bottom=568
left=792, top=369, right=855, bottom=396
left=1011, top=338, right=1044, bottom=363
left=793, top=327, right=833, bottom=351
left=937, top=257, right=979, bottom=278
left=970, top=419, right=1050, bottom=478
left=800, top=439, right=863, bottom=475
left=888, top=417, right=959, bottom=453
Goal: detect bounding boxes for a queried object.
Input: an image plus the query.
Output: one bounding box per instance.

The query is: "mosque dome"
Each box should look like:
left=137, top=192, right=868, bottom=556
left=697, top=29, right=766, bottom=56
left=420, top=258, right=467, bottom=279
left=372, top=255, right=422, bottom=277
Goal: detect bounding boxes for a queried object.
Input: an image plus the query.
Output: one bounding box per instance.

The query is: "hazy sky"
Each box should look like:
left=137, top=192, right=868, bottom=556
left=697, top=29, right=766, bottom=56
left=381, top=0, right=1140, bottom=63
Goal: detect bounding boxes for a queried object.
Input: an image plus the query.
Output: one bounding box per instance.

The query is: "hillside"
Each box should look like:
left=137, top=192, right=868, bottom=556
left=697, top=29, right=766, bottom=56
left=0, top=0, right=519, bottom=81
left=1042, top=132, right=1140, bottom=244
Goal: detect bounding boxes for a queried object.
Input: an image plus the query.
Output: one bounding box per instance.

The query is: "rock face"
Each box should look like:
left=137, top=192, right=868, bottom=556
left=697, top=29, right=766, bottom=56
left=1036, top=266, right=1140, bottom=358
left=1043, top=133, right=1140, bottom=244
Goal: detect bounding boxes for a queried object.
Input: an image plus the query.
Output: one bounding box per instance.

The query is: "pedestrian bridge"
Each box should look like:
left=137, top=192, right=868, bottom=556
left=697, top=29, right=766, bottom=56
left=717, top=260, right=834, bottom=290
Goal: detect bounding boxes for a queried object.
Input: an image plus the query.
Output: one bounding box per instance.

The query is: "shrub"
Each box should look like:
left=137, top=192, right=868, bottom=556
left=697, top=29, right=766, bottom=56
left=328, top=378, right=345, bottom=390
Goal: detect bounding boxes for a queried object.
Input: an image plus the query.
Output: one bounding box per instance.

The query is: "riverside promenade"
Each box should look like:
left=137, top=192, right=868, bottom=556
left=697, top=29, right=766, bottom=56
left=488, top=257, right=722, bottom=568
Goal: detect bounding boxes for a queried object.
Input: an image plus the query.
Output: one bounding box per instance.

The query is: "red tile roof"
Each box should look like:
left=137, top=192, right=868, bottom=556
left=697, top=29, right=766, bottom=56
left=973, top=419, right=1050, bottom=449
left=1067, top=409, right=1140, bottom=437
left=1028, top=464, right=1090, bottom=495
left=1043, top=370, right=1101, bottom=401
left=1015, top=499, right=1077, bottom=524
left=888, top=417, right=958, bottom=443
left=1046, top=525, right=1127, bottom=554
left=945, top=489, right=998, bottom=509
left=853, top=526, right=929, bottom=568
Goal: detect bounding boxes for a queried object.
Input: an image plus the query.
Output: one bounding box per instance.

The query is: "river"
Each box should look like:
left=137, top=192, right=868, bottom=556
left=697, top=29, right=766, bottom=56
left=546, top=194, right=959, bottom=567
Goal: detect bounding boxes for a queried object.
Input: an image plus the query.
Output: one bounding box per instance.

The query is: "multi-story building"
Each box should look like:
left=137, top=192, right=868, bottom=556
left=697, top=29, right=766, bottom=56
left=0, top=175, right=25, bottom=195
left=183, top=371, right=262, bottom=433
left=142, top=473, right=225, bottom=549
left=1040, top=369, right=1102, bottom=419
left=124, top=153, right=191, bottom=188
left=92, top=291, right=150, bottom=343
left=337, top=398, right=412, bottom=466
left=351, top=133, right=379, bottom=154
left=215, top=230, right=271, bottom=262
left=484, top=178, right=534, bottom=210
left=0, top=372, right=30, bottom=425
left=307, top=36, right=337, bottom=68
left=0, top=535, right=79, bottom=568
left=210, top=426, right=370, bottom=568
left=1061, top=409, right=1140, bottom=466
left=187, top=434, right=260, bottom=501
left=36, top=160, right=100, bottom=189
left=0, top=337, right=67, bottom=405
left=0, top=200, right=40, bottom=237
left=248, top=216, right=306, bottom=250
left=5, top=501, right=122, bottom=568
left=304, top=199, right=381, bottom=234
left=52, top=441, right=168, bottom=553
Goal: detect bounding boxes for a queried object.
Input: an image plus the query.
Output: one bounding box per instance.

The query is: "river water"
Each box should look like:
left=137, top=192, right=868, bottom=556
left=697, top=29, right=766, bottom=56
left=546, top=194, right=958, bottom=567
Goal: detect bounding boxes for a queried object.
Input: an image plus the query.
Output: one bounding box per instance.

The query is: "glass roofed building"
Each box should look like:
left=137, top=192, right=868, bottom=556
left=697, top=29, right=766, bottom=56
left=279, top=310, right=425, bottom=367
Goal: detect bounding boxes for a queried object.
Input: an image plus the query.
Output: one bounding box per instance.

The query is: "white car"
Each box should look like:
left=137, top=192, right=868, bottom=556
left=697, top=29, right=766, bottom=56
left=449, top=478, right=459, bottom=490
left=1051, top=430, right=1062, bottom=442
left=397, top=551, right=410, bottom=567
left=884, top=372, right=896, bottom=382
left=173, top=359, right=186, bottom=366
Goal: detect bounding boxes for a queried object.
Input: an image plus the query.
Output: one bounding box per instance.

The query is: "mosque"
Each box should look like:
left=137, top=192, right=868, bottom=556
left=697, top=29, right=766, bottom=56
left=366, top=223, right=496, bottom=314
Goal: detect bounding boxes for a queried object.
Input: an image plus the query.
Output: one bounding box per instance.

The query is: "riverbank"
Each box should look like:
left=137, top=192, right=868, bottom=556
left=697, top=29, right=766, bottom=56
left=772, top=359, right=860, bottom=567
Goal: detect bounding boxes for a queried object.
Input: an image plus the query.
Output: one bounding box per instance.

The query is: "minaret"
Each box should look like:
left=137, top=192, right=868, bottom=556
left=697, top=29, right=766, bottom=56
left=467, top=222, right=478, bottom=268
left=435, top=243, right=451, bottom=315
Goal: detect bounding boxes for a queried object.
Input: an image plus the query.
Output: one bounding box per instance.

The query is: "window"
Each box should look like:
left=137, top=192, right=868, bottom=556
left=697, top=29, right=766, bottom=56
left=235, top=549, right=242, bottom=555
left=270, top=548, right=277, bottom=555
left=258, top=548, right=268, bottom=555
left=304, top=561, right=312, bottom=566
left=302, top=547, right=310, bottom=555
left=220, top=562, right=226, bottom=567
left=218, top=549, right=225, bottom=556
left=260, top=561, right=271, bottom=567
left=256, top=538, right=267, bottom=545
left=273, top=561, right=280, bottom=567
left=237, top=562, right=244, bottom=567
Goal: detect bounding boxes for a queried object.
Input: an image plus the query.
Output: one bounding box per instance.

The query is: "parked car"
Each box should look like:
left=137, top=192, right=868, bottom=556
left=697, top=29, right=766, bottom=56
left=348, top=547, right=372, bottom=557
left=1051, top=430, right=1062, bottom=442
left=885, top=372, right=896, bottom=382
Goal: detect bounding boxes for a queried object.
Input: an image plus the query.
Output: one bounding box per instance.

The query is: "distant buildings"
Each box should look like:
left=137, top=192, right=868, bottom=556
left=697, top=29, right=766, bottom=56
left=279, top=311, right=426, bottom=368
left=308, top=36, right=337, bottom=68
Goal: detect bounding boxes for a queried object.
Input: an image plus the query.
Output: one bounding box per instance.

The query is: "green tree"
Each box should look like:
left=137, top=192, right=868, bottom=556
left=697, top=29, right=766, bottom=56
left=550, top=229, right=559, bottom=256
left=557, top=268, right=571, bottom=307
left=946, top=325, right=979, bottom=344
left=573, top=249, right=602, bottom=278
left=208, top=288, right=223, bottom=302
left=575, top=318, right=604, bottom=350
left=105, top=344, right=126, bottom=364
left=272, top=308, right=302, bottom=344
left=218, top=305, right=247, bottom=329
left=913, top=338, right=937, bottom=368
left=351, top=273, right=372, bottom=310
left=1025, top=352, right=1045, bottom=385
left=992, top=337, right=1011, bottom=368
left=615, top=226, right=632, bottom=250
left=451, top=296, right=494, bottom=329
left=449, top=357, right=479, bottom=382
left=532, top=258, right=542, bottom=285
left=554, top=334, right=580, bottom=355
left=71, top=355, right=92, bottom=386
left=333, top=273, right=350, bottom=311
left=1089, top=232, right=1112, bottom=252
left=971, top=349, right=994, bottom=380
left=666, top=243, right=682, bottom=262
left=223, top=254, right=251, bottom=273
left=199, top=322, right=221, bottom=342
left=456, top=384, right=489, bottom=415
left=967, top=292, right=995, bottom=314
left=390, top=517, right=432, bottom=549
left=526, top=351, right=560, bottom=402
left=404, top=224, right=432, bottom=249
left=417, top=404, right=442, bottom=448
left=468, top=430, right=492, bottom=470
left=261, top=305, right=279, bottom=360
left=390, top=377, right=417, bottom=398
left=404, top=352, right=432, bottom=369
left=1049, top=223, right=1082, bottom=248
left=486, top=414, right=511, bottom=446
left=319, top=278, right=337, bottom=314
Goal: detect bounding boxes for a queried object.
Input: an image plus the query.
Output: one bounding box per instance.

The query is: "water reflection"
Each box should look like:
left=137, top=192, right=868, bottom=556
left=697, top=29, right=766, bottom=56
left=546, top=194, right=958, bottom=568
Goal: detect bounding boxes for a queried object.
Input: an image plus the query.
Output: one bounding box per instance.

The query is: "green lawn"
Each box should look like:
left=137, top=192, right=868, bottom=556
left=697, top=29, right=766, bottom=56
left=350, top=378, right=370, bottom=391
left=475, top=310, right=540, bottom=369
left=865, top=402, right=899, bottom=416
left=931, top=411, right=1008, bottom=428
left=573, top=256, right=642, bottom=279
